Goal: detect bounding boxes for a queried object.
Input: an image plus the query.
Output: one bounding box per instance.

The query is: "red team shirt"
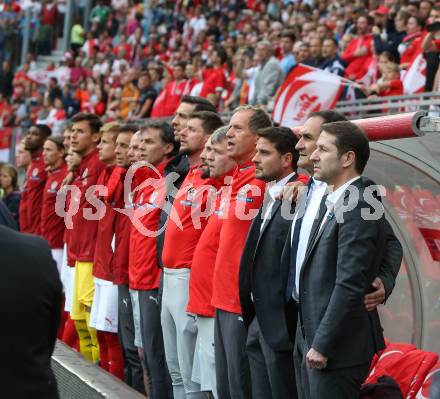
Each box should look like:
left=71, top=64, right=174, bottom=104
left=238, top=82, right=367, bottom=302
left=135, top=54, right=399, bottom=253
left=93, top=165, right=117, bottom=281
left=199, top=67, right=227, bottom=98
left=211, top=162, right=266, bottom=314
left=69, top=149, right=106, bottom=263
left=19, top=151, right=47, bottom=234
left=40, top=163, right=68, bottom=249
left=129, top=163, right=167, bottom=290
left=111, top=166, right=132, bottom=286
left=187, top=172, right=234, bottom=317
left=161, top=164, right=214, bottom=269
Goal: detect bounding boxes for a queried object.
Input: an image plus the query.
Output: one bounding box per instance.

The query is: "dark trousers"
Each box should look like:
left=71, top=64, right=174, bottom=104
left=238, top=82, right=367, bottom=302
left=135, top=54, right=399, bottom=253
left=294, top=319, right=370, bottom=399
left=246, top=318, right=297, bottom=399
left=138, top=289, right=173, bottom=399
left=117, top=284, right=145, bottom=394
left=214, top=309, right=251, bottom=399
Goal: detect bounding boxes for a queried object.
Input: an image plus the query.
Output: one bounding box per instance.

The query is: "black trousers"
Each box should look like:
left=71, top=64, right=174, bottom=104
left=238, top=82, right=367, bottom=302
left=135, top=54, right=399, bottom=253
left=138, top=289, right=173, bottom=399
left=117, top=284, right=145, bottom=394
left=246, top=318, right=297, bottom=399
left=294, top=319, right=370, bottom=399
left=214, top=309, right=251, bottom=399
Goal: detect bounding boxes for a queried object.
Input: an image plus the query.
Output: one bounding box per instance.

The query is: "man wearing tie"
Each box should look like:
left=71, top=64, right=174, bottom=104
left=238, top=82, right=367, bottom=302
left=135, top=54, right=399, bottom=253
left=292, top=121, right=391, bottom=398
left=239, top=127, right=305, bottom=399
left=282, top=111, right=403, bottom=398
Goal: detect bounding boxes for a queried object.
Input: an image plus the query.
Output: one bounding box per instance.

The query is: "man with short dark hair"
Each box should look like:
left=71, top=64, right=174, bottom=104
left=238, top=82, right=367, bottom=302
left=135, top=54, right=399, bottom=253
left=211, top=105, right=272, bottom=399
left=114, top=125, right=146, bottom=393
left=239, top=127, right=302, bottom=399
left=69, top=112, right=106, bottom=363
left=200, top=45, right=228, bottom=105
left=187, top=126, right=236, bottom=399
left=282, top=111, right=402, bottom=399
left=296, top=121, right=386, bottom=398
left=280, top=31, right=297, bottom=76
left=320, top=38, right=345, bottom=76
left=161, top=111, right=222, bottom=399
left=129, top=121, right=177, bottom=398
left=19, top=124, right=52, bottom=235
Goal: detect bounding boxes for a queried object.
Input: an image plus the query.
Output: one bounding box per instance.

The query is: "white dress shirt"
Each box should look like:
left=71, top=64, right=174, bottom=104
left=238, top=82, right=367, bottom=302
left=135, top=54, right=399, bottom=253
left=292, top=176, right=361, bottom=300
left=291, top=178, right=327, bottom=300
left=260, top=172, right=296, bottom=232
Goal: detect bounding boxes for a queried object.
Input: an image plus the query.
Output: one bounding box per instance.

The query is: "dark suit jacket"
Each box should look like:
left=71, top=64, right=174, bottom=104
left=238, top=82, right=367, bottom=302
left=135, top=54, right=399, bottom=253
left=298, top=178, right=387, bottom=369
left=239, top=174, right=298, bottom=351
left=0, top=226, right=62, bottom=399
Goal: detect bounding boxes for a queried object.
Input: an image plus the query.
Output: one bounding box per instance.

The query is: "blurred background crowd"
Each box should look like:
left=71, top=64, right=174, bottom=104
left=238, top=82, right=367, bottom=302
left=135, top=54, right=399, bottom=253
left=0, top=0, right=440, bottom=139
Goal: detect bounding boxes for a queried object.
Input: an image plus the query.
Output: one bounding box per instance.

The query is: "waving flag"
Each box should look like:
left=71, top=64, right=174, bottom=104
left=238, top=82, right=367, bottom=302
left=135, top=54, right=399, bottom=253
left=402, top=50, right=426, bottom=94
left=273, top=64, right=347, bottom=128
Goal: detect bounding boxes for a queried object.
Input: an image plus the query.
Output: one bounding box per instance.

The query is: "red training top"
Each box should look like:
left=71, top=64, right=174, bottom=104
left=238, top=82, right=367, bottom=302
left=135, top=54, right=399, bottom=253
left=19, top=151, right=47, bottom=235
left=40, top=163, right=68, bottom=249
left=187, top=172, right=233, bottom=317
left=211, top=162, right=266, bottom=314
left=129, top=162, right=167, bottom=290
left=161, top=164, right=214, bottom=269
left=93, top=165, right=117, bottom=281
left=69, top=149, right=107, bottom=263
left=200, top=67, right=227, bottom=98
left=112, top=166, right=132, bottom=286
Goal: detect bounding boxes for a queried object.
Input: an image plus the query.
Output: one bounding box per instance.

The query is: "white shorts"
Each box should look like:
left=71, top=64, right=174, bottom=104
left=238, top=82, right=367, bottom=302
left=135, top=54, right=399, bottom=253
left=89, top=278, right=119, bottom=333
left=51, top=248, right=63, bottom=277
left=60, top=244, right=75, bottom=312
left=129, top=289, right=143, bottom=348
left=192, top=316, right=217, bottom=397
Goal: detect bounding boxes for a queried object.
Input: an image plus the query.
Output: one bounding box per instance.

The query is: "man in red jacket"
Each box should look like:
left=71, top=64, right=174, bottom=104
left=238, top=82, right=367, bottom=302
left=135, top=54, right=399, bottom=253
left=69, top=112, right=106, bottom=363
left=130, top=121, right=179, bottom=398
left=89, top=123, right=124, bottom=379
left=112, top=124, right=146, bottom=393
left=161, top=111, right=223, bottom=399
left=211, top=105, right=272, bottom=399
left=19, top=124, right=51, bottom=235
left=187, top=126, right=236, bottom=399
left=341, top=15, right=373, bottom=81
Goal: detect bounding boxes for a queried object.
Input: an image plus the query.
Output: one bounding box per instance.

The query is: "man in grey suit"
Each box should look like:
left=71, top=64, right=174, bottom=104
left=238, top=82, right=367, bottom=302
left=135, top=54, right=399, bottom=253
left=239, top=127, right=300, bottom=399
left=281, top=110, right=402, bottom=398
left=249, top=41, right=284, bottom=107
left=295, top=121, right=387, bottom=398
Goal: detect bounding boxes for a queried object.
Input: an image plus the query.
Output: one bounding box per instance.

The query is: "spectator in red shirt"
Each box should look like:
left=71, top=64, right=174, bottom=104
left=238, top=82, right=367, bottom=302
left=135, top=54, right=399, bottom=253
left=69, top=113, right=106, bottom=363
left=399, top=16, right=424, bottom=70
left=341, top=15, right=374, bottom=81
left=161, top=111, right=223, bottom=399
left=211, top=106, right=272, bottom=399
left=187, top=126, right=237, bottom=399
left=199, top=45, right=228, bottom=106
left=151, top=62, right=188, bottom=118
left=19, top=124, right=51, bottom=235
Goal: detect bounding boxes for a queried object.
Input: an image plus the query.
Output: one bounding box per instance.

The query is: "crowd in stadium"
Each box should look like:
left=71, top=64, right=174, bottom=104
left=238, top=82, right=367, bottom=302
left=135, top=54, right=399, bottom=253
left=0, top=0, right=440, bottom=139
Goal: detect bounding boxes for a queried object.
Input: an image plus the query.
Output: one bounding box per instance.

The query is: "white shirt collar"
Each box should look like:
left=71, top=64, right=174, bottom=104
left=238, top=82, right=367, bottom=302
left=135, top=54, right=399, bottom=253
left=268, top=172, right=297, bottom=201
left=326, top=176, right=361, bottom=207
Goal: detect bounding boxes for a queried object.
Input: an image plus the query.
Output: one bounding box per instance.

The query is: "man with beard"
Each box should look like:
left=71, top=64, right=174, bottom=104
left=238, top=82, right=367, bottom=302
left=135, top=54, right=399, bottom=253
left=19, top=124, right=52, bottom=234
left=161, top=111, right=223, bottom=399
left=187, top=126, right=236, bottom=398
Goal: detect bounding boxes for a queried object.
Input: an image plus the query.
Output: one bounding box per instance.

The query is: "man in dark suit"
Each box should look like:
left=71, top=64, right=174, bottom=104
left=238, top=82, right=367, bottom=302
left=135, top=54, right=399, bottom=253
left=296, top=121, right=387, bottom=398
left=239, top=127, right=300, bottom=399
left=0, top=226, right=62, bottom=399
